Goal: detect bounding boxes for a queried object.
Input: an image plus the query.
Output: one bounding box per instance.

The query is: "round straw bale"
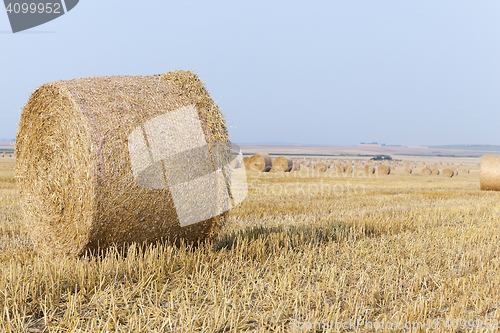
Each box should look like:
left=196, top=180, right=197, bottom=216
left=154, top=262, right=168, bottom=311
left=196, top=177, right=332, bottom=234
left=378, top=164, right=390, bottom=175
left=432, top=168, right=440, bottom=175
left=404, top=167, right=412, bottom=174
left=421, top=167, right=432, bottom=176
left=315, top=163, right=327, bottom=172
left=271, top=156, right=293, bottom=172
left=249, top=153, right=272, bottom=172
left=335, top=165, right=344, bottom=173
left=344, top=165, right=353, bottom=173
left=293, top=162, right=299, bottom=171
left=452, top=168, right=459, bottom=176
left=461, top=168, right=470, bottom=174
left=442, top=168, right=454, bottom=178
left=480, top=155, right=500, bottom=191
left=15, top=71, right=234, bottom=257
left=364, top=165, right=374, bottom=175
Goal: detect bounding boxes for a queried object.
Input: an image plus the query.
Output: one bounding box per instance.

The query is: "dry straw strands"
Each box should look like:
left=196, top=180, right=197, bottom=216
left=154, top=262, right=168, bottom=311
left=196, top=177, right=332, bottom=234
left=442, top=168, right=454, bottom=178
left=271, top=156, right=293, bottom=172
left=421, top=168, right=432, bottom=176
left=378, top=164, right=390, bottom=175
left=432, top=168, right=440, bottom=176
left=480, top=154, right=500, bottom=191
left=249, top=153, right=272, bottom=172
left=16, top=70, right=232, bottom=257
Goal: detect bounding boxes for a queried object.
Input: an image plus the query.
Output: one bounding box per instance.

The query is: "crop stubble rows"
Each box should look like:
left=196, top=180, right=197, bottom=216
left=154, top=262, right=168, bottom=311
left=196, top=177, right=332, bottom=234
left=0, top=161, right=499, bottom=331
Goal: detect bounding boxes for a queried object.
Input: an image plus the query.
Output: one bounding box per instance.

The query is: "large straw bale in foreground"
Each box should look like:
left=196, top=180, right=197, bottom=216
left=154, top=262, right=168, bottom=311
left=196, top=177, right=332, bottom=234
left=249, top=153, right=272, bottom=172
left=271, top=156, right=293, bottom=172
left=480, top=154, right=500, bottom=191
left=16, top=71, right=234, bottom=257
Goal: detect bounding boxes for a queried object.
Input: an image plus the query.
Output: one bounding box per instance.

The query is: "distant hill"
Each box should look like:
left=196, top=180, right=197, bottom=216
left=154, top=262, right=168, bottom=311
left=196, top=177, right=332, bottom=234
left=429, top=145, right=500, bottom=152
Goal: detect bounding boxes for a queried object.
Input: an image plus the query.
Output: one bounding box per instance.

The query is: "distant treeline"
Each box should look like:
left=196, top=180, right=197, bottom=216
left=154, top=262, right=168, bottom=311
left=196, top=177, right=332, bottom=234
left=0, top=149, right=14, bottom=154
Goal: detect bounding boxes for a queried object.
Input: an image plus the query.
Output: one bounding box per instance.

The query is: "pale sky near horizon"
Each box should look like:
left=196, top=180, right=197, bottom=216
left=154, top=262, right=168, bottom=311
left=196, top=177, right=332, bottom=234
left=1, top=1, right=499, bottom=146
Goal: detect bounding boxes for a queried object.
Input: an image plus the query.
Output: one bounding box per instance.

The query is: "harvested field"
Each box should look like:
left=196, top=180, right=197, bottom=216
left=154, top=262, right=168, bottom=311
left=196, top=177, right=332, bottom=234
left=0, top=156, right=498, bottom=331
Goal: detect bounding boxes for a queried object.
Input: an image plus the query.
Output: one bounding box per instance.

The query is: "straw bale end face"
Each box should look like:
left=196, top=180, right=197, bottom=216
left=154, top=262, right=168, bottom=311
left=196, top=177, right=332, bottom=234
left=378, top=164, right=390, bottom=175
left=480, top=154, right=500, bottom=191
left=442, top=168, right=454, bottom=178
left=271, top=156, right=293, bottom=172
left=15, top=71, right=241, bottom=257
left=249, top=153, right=272, bottom=172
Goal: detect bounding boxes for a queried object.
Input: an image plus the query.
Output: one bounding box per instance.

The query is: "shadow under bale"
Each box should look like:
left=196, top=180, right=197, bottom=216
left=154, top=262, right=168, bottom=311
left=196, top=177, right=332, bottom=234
left=214, top=221, right=377, bottom=252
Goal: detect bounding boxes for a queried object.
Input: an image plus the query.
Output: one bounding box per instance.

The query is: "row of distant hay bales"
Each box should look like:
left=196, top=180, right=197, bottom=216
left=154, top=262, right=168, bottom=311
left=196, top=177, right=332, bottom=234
left=402, top=167, right=469, bottom=177
left=0, top=154, right=13, bottom=157
left=243, top=153, right=397, bottom=174
left=242, top=154, right=480, bottom=179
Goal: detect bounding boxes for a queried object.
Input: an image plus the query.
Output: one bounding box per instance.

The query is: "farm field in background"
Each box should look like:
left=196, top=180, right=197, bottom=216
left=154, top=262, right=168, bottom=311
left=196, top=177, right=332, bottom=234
left=0, top=156, right=500, bottom=331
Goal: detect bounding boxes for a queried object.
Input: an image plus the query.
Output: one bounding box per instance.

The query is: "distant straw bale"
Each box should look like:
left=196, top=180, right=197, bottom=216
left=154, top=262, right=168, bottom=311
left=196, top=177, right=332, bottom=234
left=344, top=165, right=353, bottom=173
left=432, top=168, right=440, bottom=175
left=421, top=168, right=432, bottom=176
left=249, top=153, right=272, bottom=172
left=315, top=163, right=327, bottom=172
left=271, top=156, right=293, bottom=172
left=404, top=168, right=412, bottom=174
left=378, top=164, right=390, bottom=175
left=442, top=169, right=454, bottom=178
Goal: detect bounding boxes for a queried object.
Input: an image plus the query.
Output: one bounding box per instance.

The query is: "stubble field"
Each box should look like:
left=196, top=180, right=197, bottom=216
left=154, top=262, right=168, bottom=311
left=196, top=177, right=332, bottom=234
left=0, top=157, right=499, bottom=332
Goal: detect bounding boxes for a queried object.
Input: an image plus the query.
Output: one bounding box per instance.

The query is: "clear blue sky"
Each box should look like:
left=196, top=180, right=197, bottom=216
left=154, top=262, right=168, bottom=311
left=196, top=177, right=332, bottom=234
left=1, top=1, right=499, bottom=146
